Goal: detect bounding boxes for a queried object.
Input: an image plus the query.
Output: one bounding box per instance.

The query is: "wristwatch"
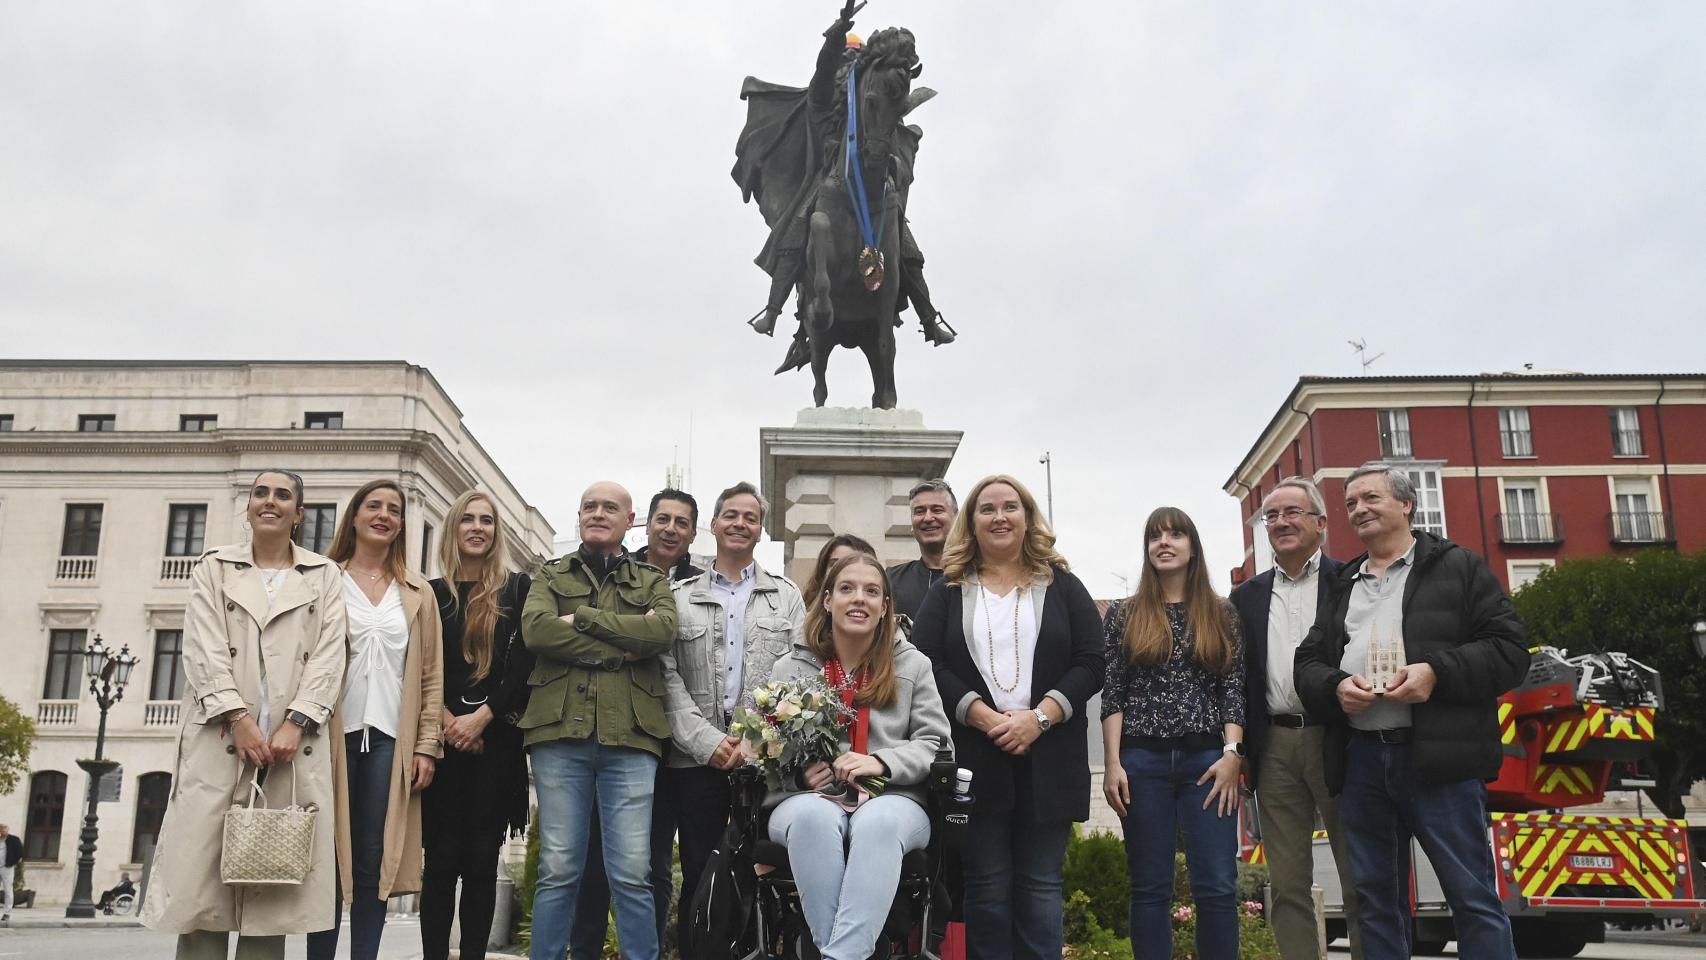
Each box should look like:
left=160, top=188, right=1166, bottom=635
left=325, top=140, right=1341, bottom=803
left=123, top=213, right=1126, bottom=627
left=1223, top=741, right=1246, bottom=758
left=1031, top=707, right=1052, bottom=732
left=286, top=709, right=319, bottom=734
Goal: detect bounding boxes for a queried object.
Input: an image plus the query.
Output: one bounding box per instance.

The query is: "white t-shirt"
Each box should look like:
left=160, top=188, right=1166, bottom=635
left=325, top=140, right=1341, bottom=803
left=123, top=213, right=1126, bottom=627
left=971, top=586, right=1038, bottom=713
left=341, top=575, right=409, bottom=742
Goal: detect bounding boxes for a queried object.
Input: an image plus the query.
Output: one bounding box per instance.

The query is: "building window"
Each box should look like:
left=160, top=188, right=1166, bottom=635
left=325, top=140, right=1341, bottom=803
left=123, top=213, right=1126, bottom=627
left=1377, top=409, right=1412, bottom=459
left=1396, top=464, right=1446, bottom=537
left=179, top=414, right=217, bottom=431
left=1610, top=407, right=1644, bottom=456
left=421, top=523, right=435, bottom=576
left=1500, top=481, right=1554, bottom=543
left=43, top=629, right=87, bottom=700
left=295, top=504, right=337, bottom=554
left=0, top=414, right=13, bottom=431
left=164, top=504, right=208, bottom=556
left=150, top=629, right=186, bottom=702
left=1611, top=478, right=1667, bottom=543
left=60, top=503, right=104, bottom=556
left=1508, top=560, right=1555, bottom=592
left=77, top=414, right=116, bottom=432
left=24, top=771, right=68, bottom=861
left=304, top=411, right=344, bottom=430
left=131, top=772, right=173, bottom=863
left=1499, top=407, right=1533, bottom=457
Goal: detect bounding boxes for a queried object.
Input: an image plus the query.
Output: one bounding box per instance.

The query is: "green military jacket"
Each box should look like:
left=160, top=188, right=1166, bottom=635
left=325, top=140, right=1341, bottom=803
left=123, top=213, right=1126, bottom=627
left=519, top=549, right=677, bottom=756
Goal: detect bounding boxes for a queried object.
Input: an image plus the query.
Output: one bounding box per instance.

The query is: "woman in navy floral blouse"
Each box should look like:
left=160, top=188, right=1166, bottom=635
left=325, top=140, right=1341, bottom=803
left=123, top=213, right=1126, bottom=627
left=1101, top=506, right=1245, bottom=960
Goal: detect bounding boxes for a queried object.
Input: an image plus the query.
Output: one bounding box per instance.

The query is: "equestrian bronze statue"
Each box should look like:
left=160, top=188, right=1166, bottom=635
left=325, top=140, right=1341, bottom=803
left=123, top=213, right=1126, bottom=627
left=732, top=0, right=955, bottom=409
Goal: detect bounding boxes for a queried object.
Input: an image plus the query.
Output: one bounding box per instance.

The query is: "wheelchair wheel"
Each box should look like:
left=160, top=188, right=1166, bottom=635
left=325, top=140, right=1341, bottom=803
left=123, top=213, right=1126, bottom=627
left=781, top=910, right=818, bottom=960
left=110, top=893, right=137, bottom=916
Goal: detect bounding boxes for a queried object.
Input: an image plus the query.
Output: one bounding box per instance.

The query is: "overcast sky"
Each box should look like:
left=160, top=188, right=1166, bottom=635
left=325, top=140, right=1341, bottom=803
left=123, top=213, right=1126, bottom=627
left=4, top=2, right=1704, bottom=597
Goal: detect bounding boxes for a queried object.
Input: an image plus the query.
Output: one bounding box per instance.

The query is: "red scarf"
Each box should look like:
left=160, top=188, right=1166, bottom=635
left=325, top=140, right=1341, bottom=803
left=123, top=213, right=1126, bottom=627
left=824, top=658, right=869, bottom=754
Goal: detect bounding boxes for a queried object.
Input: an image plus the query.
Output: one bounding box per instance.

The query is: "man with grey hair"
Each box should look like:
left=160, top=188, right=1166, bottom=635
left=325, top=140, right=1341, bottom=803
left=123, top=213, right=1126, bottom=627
left=659, top=480, right=805, bottom=949
left=887, top=478, right=957, bottom=620
left=1296, top=462, right=1529, bottom=959
left=1229, top=477, right=1361, bottom=959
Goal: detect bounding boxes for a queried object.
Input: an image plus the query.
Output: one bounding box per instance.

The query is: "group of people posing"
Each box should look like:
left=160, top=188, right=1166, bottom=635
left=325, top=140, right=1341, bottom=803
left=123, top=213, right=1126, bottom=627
left=140, top=459, right=1530, bottom=960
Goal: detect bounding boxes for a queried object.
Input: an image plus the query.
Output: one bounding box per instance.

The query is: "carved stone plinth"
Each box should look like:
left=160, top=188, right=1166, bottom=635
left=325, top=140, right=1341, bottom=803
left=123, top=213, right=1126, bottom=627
left=759, top=408, right=963, bottom=585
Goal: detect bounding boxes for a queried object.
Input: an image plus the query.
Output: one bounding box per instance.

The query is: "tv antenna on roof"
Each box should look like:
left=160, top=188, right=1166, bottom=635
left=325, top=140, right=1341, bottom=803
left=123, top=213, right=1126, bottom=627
left=1348, top=338, right=1384, bottom=375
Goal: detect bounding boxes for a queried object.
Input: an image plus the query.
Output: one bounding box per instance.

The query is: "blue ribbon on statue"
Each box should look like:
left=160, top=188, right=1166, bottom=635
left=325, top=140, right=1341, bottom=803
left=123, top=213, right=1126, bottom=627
left=843, top=60, right=881, bottom=254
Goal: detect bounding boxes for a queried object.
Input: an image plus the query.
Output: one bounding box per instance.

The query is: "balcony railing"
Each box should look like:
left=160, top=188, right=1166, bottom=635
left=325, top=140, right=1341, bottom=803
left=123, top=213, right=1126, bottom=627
left=144, top=701, right=181, bottom=727
left=1497, top=512, right=1562, bottom=545
left=55, top=556, right=99, bottom=581
left=160, top=556, right=197, bottom=582
left=1610, top=511, right=1674, bottom=545
left=1500, top=429, right=1534, bottom=457
left=1613, top=429, right=1645, bottom=457
left=38, top=700, right=78, bottom=726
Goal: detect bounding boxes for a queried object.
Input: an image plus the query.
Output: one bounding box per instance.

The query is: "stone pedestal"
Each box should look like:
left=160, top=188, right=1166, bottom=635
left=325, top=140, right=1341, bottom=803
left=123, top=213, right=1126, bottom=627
left=760, top=408, right=963, bottom=585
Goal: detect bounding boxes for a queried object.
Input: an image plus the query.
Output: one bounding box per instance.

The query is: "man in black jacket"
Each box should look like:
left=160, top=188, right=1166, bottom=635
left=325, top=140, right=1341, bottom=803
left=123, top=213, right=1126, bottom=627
left=887, top=479, right=956, bottom=620
left=1296, top=463, right=1529, bottom=960
left=1230, top=478, right=1360, bottom=960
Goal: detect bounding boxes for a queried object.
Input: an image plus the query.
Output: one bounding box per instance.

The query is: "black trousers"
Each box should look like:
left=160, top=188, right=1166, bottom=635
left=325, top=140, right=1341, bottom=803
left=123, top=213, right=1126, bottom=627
left=420, top=828, right=503, bottom=960
left=665, top=765, right=734, bottom=952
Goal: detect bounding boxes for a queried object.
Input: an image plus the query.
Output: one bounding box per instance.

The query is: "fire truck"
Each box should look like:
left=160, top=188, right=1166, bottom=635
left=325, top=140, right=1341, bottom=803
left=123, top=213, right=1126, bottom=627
left=1246, top=647, right=1704, bottom=957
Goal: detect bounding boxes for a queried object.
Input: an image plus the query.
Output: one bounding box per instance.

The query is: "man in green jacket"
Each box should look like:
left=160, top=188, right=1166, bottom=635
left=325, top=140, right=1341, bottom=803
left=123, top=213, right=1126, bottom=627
left=521, top=480, right=676, bottom=960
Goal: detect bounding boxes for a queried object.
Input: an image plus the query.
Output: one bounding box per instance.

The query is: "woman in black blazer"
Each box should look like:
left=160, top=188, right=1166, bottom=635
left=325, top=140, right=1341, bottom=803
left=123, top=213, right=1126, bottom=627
left=911, top=474, right=1104, bottom=960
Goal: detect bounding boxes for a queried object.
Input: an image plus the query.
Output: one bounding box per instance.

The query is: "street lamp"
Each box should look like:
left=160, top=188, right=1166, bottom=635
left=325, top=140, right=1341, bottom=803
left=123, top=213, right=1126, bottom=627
left=64, top=634, right=138, bottom=919
left=1691, top=611, right=1706, bottom=659
left=1038, top=452, right=1054, bottom=526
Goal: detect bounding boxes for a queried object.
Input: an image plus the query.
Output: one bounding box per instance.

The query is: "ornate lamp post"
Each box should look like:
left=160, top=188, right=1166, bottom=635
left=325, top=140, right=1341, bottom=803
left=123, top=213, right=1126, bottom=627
left=64, top=634, right=138, bottom=919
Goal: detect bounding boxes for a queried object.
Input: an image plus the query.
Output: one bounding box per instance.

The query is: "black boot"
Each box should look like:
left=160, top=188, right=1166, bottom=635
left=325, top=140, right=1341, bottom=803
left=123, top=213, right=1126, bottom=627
left=921, top=311, right=957, bottom=346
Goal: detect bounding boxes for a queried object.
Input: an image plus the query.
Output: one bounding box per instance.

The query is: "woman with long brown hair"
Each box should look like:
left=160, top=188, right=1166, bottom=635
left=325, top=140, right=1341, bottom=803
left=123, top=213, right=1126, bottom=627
left=420, top=490, right=534, bottom=960
left=766, top=553, right=950, bottom=960
left=307, top=479, right=443, bottom=960
left=802, top=532, right=879, bottom=612
left=910, top=474, right=1104, bottom=960
left=1100, top=506, right=1245, bottom=960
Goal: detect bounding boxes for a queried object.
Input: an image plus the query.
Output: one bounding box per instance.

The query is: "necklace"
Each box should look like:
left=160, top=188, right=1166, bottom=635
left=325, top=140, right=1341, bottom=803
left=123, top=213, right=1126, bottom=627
left=981, top=586, right=1023, bottom=693
left=345, top=563, right=383, bottom=582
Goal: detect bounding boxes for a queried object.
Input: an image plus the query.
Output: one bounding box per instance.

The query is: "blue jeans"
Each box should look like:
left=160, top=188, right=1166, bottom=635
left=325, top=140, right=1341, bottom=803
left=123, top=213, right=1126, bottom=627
left=1120, top=747, right=1238, bottom=960
left=529, top=738, right=660, bottom=960
left=1340, top=738, right=1515, bottom=960
left=569, top=761, right=676, bottom=960
left=769, top=793, right=931, bottom=960
left=960, top=807, right=1072, bottom=960
left=307, top=729, right=395, bottom=960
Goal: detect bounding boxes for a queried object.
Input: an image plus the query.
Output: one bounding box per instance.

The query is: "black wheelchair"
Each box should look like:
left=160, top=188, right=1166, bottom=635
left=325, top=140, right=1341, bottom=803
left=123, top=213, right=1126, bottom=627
left=691, top=747, right=971, bottom=960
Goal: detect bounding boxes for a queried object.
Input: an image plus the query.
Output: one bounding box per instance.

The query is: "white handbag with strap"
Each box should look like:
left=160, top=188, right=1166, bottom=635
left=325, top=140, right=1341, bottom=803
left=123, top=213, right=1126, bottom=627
left=220, top=762, right=317, bottom=886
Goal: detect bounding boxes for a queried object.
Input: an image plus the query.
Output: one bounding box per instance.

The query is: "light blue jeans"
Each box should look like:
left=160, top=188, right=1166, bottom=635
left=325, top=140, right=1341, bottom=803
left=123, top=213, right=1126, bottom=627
left=529, top=739, right=660, bottom=960
left=769, top=793, right=930, bottom=960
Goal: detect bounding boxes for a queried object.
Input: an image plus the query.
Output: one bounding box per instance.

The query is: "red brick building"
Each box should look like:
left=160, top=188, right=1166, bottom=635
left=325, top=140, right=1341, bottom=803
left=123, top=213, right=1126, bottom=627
left=1224, top=373, right=1706, bottom=590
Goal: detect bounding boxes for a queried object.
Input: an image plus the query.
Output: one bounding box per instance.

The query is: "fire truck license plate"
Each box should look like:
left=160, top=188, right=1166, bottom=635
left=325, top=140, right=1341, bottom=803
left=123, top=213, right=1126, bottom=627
left=1569, top=854, right=1615, bottom=870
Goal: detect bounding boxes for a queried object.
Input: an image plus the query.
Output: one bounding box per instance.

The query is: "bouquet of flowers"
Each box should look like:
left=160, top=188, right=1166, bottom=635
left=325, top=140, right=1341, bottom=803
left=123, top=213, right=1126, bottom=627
left=730, top=675, right=887, bottom=801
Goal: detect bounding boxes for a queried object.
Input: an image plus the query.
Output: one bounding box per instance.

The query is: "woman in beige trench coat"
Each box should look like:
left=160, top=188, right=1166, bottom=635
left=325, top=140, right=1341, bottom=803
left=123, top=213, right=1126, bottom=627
left=142, top=470, right=348, bottom=960
left=307, top=478, right=443, bottom=960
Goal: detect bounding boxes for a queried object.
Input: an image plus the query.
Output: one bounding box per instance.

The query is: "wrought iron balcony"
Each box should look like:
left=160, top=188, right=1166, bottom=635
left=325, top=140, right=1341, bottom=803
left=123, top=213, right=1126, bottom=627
left=1497, top=512, right=1562, bottom=545
left=1500, top=429, right=1534, bottom=457
left=1609, top=511, right=1674, bottom=545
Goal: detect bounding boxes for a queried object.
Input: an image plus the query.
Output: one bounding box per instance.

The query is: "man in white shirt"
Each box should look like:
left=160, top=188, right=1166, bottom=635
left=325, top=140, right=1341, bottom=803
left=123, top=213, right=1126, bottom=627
left=659, top=482, right=806, bottom=950
left=1229, top=477, right=1361, bottom=959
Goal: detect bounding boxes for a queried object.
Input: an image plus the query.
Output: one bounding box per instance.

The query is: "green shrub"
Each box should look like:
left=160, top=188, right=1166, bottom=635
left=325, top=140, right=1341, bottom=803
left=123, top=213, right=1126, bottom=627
left=1168, top=901, right=1280, bottom=959
left=1063, top=828, right=1130, bottom=936
left=1235, top=860, right=1268, bottom=906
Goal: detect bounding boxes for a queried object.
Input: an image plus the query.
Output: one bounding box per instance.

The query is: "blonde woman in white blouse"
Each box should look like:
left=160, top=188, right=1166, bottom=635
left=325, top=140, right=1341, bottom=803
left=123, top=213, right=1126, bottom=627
left=308, top=479, right=443, bottom=960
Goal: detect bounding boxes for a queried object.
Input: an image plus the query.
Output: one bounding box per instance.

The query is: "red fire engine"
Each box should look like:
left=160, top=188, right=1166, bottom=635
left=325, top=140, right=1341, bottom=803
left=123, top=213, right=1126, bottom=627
left=1246, top=647, right=1704, bottom=957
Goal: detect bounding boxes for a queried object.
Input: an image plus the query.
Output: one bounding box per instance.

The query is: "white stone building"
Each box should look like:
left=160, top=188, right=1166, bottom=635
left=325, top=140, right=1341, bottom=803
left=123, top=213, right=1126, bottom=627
left=0, top=360, right=554, bottom=906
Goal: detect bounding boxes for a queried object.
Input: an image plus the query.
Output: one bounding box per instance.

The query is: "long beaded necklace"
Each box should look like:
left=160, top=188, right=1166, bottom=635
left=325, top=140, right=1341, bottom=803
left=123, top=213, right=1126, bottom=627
left=980, top=586, right=1023, bottom=693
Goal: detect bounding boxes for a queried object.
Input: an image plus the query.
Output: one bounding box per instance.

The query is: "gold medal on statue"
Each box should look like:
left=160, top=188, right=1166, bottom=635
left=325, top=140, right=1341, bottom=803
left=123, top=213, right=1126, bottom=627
left=857, top=245, right=884, bottom=291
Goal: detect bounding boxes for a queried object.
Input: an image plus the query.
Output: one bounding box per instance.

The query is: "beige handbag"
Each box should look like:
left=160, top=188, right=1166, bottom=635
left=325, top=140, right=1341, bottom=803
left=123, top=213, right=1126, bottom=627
left=221, top=762, right=318, bottom=885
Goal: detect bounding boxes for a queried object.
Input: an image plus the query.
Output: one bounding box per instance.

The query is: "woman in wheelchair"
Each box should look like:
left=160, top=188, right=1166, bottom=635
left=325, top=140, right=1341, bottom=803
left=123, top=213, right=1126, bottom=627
left=763, top=553, right=952, bottom=960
